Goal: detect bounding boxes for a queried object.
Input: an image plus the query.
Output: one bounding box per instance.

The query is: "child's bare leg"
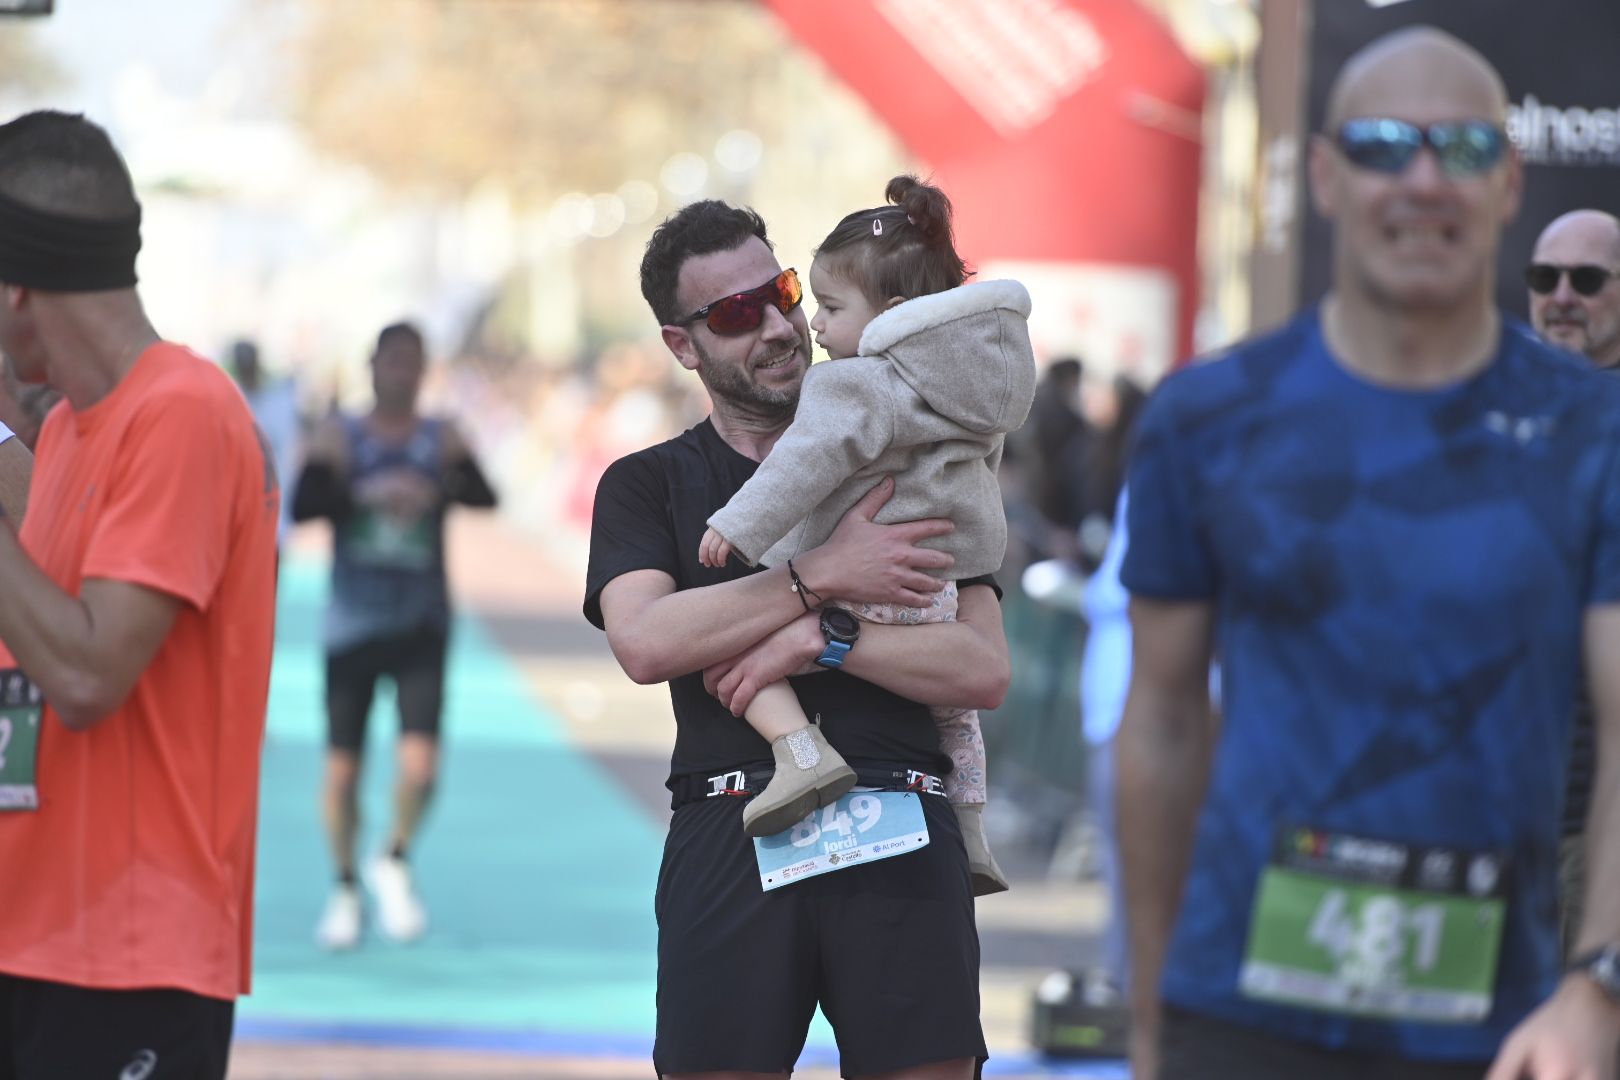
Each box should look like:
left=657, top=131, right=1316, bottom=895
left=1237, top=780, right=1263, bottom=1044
left=743, top=681, right=813, bottom=741
left=740, top=681, right=857, bottom=839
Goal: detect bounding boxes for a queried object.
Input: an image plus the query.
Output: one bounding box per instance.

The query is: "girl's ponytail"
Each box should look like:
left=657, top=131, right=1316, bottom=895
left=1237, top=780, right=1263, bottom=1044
left=816, top=174, right=971, bottom=306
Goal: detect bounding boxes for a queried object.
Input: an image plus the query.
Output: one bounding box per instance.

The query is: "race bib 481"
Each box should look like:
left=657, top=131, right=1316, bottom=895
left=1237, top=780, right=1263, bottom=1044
left=1240, top=825, right=1507, bottom=1023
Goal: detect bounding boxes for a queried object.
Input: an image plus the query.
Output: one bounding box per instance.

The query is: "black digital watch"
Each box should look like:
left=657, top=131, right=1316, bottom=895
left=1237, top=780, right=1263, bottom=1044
left=816, top=608, right=860, bottom=669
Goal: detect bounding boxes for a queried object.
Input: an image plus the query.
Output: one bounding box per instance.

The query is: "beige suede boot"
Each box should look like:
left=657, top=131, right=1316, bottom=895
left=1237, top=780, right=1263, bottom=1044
left=743, top=722, right=857, bottom=838
left=954, top=802, right=1010, bottom=896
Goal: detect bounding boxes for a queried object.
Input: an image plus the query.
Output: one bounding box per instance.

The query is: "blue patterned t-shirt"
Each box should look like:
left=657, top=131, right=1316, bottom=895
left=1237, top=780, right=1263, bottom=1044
left=1122, top=309, right=1620, bottom=1060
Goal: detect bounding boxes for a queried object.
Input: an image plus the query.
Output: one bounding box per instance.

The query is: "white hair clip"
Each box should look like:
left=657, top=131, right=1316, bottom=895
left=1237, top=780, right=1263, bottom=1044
left=872, top=218, right=883, bottom=236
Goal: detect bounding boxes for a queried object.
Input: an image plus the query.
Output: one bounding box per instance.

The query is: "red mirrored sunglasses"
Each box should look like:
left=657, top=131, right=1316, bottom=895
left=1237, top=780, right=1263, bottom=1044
left=676, top=268, right=802, bottom=335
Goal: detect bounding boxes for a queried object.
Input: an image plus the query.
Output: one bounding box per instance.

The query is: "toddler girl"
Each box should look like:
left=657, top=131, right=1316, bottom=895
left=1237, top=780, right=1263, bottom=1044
left=700, top=175, right=1035, bottom=896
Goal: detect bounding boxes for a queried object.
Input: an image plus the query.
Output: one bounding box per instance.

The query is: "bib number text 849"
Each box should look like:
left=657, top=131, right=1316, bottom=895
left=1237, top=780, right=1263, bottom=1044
left=789, top=795, right=884, bottom=849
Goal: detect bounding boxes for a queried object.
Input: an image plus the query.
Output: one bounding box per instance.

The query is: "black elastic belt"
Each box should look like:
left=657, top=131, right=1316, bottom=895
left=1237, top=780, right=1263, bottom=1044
left=669, top=760, right=947, bottom=810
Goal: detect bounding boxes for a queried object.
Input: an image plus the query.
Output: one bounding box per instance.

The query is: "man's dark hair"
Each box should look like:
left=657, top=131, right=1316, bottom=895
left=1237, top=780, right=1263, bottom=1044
left=639, top=200, right=771, bottom=326
left=376, top=321, right=425, bottom=355
left=0, top=110, right=138, bottom=219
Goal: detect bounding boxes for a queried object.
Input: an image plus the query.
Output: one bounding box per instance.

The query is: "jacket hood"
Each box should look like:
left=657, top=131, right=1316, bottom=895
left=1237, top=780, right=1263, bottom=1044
left=857, top=279, right=1036, bottom=436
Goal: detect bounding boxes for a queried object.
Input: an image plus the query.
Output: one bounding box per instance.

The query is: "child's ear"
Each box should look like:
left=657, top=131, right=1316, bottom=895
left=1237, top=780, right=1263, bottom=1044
left=884, top=295, right=907, bottom=310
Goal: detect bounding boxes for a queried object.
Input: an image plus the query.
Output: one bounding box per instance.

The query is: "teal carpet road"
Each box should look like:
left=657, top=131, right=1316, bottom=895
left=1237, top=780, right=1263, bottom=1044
left=242, top=557, right=663, bottom=1038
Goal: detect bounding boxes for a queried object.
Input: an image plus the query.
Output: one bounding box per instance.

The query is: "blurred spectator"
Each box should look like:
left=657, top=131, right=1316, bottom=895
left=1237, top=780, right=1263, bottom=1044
left=1074, top=374, right=1147, bottom=570
left=1524, top=208, right=1620, bottom=960
left=1008, top=358, right=1091, bottom=559
left=1079, top=487, right=1131, bottom=991
left=1527, top=209, right=1620, bottom=369
left=230, top=339, right=303, bottom=550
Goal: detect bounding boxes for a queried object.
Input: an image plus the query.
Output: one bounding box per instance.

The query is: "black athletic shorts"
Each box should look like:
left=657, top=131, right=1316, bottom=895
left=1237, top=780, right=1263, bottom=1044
left=0, top=972, right=234, bottom=1080
left=653, top=789, right=987, bottom=1078
left=325, top=625, right=449, bottom=752
left=1159, top=1005, right=1488, bottom=1080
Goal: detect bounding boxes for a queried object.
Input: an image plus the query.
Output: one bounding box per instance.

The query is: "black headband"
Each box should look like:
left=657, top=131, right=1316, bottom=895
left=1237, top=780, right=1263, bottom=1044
left=0, top=189, right=140, bottom=291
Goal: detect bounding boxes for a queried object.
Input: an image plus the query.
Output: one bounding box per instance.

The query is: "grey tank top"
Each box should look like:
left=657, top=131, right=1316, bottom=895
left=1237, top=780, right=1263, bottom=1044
left=325, top=414, right=450, bottom=651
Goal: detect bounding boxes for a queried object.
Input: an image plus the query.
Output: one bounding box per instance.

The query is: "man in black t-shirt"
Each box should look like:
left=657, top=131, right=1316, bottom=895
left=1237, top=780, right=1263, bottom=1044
left=584, top=201, right=1010, bottom=1079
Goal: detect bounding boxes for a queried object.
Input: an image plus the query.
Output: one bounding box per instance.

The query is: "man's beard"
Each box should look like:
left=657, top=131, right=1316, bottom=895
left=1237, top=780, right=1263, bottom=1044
left=694, top=335, right=802, bottom=422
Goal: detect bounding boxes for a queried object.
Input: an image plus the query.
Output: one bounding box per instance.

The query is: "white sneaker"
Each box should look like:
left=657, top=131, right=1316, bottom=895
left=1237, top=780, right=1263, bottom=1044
left=366, top=855, right=428, bottom=942
left=314, top=884, right=362, bottom=951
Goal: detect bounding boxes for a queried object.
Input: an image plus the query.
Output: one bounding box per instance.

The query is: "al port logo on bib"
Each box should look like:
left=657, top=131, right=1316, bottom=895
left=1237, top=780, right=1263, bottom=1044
left=754, top=790, right=930, bottom=891
left=1240, top=825, right=1508, bottom=1023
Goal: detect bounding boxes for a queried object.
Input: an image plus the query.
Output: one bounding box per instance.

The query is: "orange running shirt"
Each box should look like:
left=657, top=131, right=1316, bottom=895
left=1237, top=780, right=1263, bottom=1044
left=0, top=343, right=278, bottom=1001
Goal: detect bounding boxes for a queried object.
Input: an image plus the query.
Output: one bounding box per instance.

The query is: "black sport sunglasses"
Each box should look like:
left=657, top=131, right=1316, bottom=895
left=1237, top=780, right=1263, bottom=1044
left=1525, top=263, right=1620, bottom=297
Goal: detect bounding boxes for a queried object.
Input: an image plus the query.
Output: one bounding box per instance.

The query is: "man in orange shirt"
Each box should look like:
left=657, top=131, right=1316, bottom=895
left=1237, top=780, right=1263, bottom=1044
left=0, top=111, right=277, bottom=1078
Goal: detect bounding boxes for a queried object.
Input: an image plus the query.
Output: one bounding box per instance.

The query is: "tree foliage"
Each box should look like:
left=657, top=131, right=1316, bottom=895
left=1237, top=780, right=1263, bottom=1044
left=0, top=24, right=63, bottom=96
left=278, top=0, right=802, bottom=203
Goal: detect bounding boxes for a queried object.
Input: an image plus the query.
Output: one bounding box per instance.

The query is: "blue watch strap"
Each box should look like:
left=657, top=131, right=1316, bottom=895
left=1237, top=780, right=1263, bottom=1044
left=816, top=639, right=852, bottom=669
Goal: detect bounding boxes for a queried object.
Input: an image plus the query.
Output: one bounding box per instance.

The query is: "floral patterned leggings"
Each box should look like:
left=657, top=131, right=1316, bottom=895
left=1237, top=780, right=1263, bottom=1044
left=839, top=580, right=986, bottom=805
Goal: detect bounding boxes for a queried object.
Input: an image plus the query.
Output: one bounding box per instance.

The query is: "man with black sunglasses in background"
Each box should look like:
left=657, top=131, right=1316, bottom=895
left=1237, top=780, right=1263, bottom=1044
left=1526, top=209, right=1620, bottom=978
left=584, top=201, right=1009, bottom=1078
left=1119, top=28, right=1620, bottom=1080
left=1529, top=211, right=1620, bottom=370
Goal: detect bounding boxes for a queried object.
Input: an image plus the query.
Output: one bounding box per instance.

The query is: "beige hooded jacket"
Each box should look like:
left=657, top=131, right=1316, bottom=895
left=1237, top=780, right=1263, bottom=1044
left=707, top=278, right=1036, bottom=579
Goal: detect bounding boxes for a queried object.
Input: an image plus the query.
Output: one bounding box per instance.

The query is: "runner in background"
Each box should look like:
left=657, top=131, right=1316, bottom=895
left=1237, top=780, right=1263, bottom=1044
left=293, top=321, right=497, bottom=951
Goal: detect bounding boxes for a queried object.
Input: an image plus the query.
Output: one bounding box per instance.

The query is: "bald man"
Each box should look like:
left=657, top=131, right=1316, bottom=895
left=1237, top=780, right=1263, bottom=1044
left=1529, top=210, right=1620, bottom=368
left=1118, top=28, right=1620, bottom=1080
left=1528, top=210, right=1620, bottom=973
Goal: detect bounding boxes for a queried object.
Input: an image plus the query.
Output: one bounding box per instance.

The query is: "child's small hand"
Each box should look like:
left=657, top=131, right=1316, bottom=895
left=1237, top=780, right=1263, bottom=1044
left=699, top=527, right=734, bottom=568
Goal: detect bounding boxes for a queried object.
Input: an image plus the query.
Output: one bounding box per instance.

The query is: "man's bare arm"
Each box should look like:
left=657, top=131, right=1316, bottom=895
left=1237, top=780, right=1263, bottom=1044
left=1486, top=605, right=1620, bottom=1080
left=0, top=524, right=180, bottom=731
left=601, top=566, right=837, bottom=686
left=838, top=584, right=1009, bottom=708
left=1118, top=596, right=1217, bottom=1080
left=599, top=477, right=953, bottom=685
left=1574, top=606, right=1620, bottom=958
left=290, top=416, right=350, bottom=523
left=0, top=437, right=31, bottom=520
left=702, top=584, right=1010, bottom=714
